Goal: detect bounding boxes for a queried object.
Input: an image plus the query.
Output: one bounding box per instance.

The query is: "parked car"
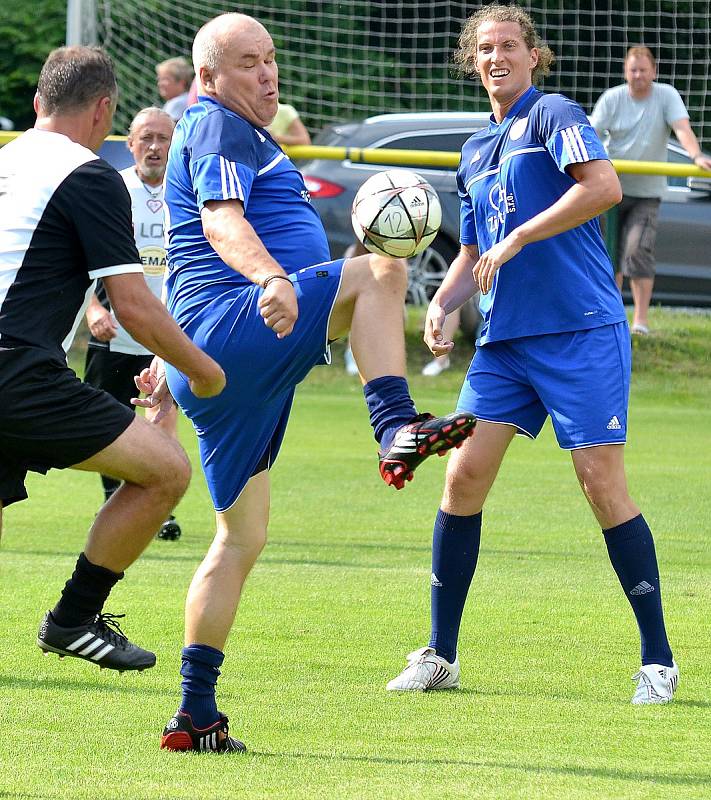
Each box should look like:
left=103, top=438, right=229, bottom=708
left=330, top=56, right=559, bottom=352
left=300, top=112, right=711, bottom=308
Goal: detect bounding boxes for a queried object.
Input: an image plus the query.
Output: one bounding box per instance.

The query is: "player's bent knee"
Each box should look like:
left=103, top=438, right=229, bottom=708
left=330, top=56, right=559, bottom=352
left=368, top=253, right=408, bottom=291
left=89, top=416, right=192, bottom=493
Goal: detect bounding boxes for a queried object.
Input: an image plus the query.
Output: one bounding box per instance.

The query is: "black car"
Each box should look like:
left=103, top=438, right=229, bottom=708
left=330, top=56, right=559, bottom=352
left=301, top=112, right=711, bottom=308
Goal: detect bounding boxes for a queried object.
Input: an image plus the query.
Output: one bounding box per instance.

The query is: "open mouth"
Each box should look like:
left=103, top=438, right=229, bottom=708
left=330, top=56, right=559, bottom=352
left=490, top=69, right=510, bottom=78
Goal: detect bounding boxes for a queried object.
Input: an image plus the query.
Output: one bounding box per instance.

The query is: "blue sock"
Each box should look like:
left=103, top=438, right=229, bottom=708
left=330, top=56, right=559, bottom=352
left=363, top=375, right=416, bottom=451
left=179, top=644, right=224, bottom=728
left=603, top=514, right=673, bottom=667
left=428, top=510, right=482, bottom=664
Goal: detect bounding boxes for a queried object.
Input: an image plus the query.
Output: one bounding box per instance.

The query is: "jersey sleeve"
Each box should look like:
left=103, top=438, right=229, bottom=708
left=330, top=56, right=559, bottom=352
left=662, top=85, right=689, bottom=125
left=457, top=167, right=478, bottom=246
left=188, top=110, right=260, bottom=210
left=536, top=94, right=609, bottom=174
left=59, top=160, right=142, bottom=279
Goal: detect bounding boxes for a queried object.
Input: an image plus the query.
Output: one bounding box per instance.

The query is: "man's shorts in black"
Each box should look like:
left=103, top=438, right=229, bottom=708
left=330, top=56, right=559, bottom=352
left=0, top=344, right=134, bottom=507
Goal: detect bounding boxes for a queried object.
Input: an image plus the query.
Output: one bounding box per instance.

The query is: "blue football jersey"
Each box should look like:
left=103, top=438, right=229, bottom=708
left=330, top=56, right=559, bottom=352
left=457, top=86, right=626, bottom=344
left=164, top=97, right=330, bottom=322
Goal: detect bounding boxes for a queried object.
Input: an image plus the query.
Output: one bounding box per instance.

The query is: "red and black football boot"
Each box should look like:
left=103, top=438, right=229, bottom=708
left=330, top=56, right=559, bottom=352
left=379, top=411, right=477, bottom=489
left=160, top=710, right=246, bottom=753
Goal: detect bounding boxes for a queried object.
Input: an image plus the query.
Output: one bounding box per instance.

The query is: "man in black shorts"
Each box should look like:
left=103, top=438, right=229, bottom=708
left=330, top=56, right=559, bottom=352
left=0, top=46, right=225, bottom=673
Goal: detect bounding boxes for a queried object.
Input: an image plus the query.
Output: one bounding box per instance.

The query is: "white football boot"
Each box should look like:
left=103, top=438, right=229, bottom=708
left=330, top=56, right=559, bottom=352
left=631, top=660, right=679, bottom=704
left=421, top=355, right=451, bottom=377
left=386, top=646, right=460, bottom=691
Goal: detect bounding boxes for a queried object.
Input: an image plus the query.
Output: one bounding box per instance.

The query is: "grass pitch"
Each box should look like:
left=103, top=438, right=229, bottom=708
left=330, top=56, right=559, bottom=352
left=0, top=309, right=709, bottom=799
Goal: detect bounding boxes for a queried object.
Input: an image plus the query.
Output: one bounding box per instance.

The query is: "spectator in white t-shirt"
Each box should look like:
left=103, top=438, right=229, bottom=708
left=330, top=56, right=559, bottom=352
left=590, top=46, right=711, bottom=334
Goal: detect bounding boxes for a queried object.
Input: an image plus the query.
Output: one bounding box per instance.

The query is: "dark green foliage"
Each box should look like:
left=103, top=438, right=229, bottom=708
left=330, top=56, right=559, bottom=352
left=0, top=0, right=66, bottom=130
left=1, top=0, right=708, bottom=149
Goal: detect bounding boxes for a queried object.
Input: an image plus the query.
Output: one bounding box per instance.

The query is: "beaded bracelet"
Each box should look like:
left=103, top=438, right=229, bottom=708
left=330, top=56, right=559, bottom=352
left=262, top=274, right=292, bottom=289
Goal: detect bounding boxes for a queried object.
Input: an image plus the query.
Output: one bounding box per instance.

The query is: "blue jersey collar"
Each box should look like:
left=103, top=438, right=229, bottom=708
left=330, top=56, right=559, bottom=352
left=488, top=85, right=538, bottom=129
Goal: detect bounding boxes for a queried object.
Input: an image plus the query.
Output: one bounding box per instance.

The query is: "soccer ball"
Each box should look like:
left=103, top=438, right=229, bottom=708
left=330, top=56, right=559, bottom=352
left=351, top=169, right=442, bottom=258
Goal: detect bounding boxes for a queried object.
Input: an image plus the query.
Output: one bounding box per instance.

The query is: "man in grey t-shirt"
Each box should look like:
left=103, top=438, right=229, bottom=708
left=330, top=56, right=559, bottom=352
left=590, top=46, right=711, bottom=334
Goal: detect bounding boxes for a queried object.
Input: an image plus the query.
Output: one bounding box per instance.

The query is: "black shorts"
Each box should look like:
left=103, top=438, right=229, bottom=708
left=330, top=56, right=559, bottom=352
left=84, top=346, right=154, bottom=409
left=0, top=345, right=134, bottom=507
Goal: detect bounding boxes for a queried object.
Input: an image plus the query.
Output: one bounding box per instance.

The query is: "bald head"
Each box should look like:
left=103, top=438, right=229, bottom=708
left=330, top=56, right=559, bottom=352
left=191, top=13, right=279, bottom=128
left=193, top=13, right=266, bottom=76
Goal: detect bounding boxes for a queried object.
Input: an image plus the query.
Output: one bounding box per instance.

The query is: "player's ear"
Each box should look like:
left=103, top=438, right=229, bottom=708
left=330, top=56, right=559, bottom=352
left=94, top=95, right=112, bottom=124
left=199, top=66, right=215, bottom=94
left=529, top=47, right=539, bottom=71
left=33, top=93, right=40, bottom=114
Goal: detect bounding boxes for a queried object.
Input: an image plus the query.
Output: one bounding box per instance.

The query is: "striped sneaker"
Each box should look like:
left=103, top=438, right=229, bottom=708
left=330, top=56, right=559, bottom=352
left=631, top=660, right=679, bottom=705
left=36, top=610, right=156, bottom=672
left=379, top=412, right=477, bottom=490
left=386, top=646, right=460, bottom=691
left=160, top=711, right=246, bottom=753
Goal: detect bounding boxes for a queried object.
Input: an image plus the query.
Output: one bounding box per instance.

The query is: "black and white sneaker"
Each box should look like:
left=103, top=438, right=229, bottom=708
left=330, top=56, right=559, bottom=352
left=37, top=611, right=156, bottom=672
left=379, top=412, right=477, bottom=489
left=160, top=711, right=246, bottom=753
left=156, top=515, right=182, bottom=541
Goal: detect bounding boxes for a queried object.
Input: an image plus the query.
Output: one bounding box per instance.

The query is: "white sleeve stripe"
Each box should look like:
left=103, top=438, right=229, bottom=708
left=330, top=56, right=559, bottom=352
left=219, top=156, right=229, bottom=198
left=561, top=127, right=580, bottom=162
left=88, top=263, right=144, bottom=279
left=257, top=152, right=286, bottom=176
left=561, top=125, right=589, bottom=162
left=223, top=156, right=237, bottom=199
left=226, top=159, right=244, bottom=201
left=573, top=126, right=590, bottom=161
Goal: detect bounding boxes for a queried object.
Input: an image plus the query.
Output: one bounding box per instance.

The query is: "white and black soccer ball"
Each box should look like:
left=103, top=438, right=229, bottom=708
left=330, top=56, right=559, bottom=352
left=351, top=169, right=442, bottom=258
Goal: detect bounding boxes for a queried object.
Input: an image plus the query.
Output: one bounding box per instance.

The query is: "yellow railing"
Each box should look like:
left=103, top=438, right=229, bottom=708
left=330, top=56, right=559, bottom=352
left=2, top=130, right=710, bottom=177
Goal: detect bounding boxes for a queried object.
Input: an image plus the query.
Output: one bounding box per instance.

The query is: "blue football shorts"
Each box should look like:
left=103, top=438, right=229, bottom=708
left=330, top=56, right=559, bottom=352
left=456, top=322, right=631, bottom=449
left=166, top=259, right=344, bottom=511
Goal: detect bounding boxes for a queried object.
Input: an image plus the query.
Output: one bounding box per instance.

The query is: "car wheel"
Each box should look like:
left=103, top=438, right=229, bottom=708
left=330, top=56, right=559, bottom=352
left=406, top=237, right=455, bottom=306
left=406, top=237, right=482, bottom=341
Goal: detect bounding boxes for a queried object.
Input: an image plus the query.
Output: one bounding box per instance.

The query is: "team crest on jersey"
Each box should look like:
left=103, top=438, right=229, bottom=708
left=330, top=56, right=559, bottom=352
left=301, top=188, right=312, bottom=203
left=509, top=116, right=529, bottom=141
left=486, top=181, right=516, bottom=233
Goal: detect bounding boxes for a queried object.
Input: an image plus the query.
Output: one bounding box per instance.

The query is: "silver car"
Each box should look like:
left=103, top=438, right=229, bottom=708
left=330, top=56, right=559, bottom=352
left=300, top=112, right=711, bottom=308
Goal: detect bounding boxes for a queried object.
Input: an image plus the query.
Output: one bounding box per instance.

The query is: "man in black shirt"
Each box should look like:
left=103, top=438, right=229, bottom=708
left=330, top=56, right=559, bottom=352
left=0, top=46, right=225, bottom=673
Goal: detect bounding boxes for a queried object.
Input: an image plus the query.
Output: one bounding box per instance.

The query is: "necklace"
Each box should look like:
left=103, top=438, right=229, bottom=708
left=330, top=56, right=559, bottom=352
left=139, top=177, right=163, bottom=213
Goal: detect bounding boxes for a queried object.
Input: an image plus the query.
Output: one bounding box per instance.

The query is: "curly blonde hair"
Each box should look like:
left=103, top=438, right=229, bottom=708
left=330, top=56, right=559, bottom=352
left=454, top=4, right=555, bottom=84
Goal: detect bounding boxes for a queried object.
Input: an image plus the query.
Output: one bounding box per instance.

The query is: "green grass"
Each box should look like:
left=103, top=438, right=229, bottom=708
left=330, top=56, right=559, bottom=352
left=1, top=308, right=710, bottom=799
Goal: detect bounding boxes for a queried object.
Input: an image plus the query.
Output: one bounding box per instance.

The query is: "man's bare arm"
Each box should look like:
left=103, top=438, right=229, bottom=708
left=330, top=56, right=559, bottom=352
left=201, top=199, right=298, bottom=338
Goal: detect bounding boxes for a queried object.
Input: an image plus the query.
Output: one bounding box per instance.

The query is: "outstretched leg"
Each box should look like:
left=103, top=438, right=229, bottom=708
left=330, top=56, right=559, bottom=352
left=329, top=253, right=476, bottom=488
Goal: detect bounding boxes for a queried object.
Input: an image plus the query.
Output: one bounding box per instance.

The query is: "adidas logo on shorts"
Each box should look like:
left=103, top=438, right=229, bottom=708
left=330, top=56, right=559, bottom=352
left=606, top=415, right=622, bottom=430
left=630, top=580, right=655, bottom=596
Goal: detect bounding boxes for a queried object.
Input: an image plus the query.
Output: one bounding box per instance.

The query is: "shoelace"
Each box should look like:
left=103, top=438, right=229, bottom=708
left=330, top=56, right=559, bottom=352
left=91, top=612, right=129, bottom=648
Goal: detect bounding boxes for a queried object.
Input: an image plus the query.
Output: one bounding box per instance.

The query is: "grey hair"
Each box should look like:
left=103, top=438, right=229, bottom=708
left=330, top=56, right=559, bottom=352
left=128, top=106, right=175, bottom=135
left=37, top=46, right=117, bottom=115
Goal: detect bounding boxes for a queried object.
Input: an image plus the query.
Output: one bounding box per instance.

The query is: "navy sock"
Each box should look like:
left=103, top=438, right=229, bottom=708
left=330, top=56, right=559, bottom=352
left=179, top=644, right=224, bottom=728
left=603, top=514, right=673, bottom=667
left=363, top=375, right=417, bottom=451
left=51, top=552, right=123, bottom=627
left=428, top=510, right=482, bottom=664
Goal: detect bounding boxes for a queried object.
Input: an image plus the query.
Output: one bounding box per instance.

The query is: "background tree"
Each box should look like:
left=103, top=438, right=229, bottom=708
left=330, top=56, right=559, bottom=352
left=0, top=0, right=65, bottom=130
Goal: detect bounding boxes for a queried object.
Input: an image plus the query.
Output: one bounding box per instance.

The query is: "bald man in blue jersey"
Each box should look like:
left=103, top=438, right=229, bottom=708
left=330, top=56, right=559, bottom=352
left=387, top=5, right=678, bottom=705
left=148, top=13, right=475, bottom=753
